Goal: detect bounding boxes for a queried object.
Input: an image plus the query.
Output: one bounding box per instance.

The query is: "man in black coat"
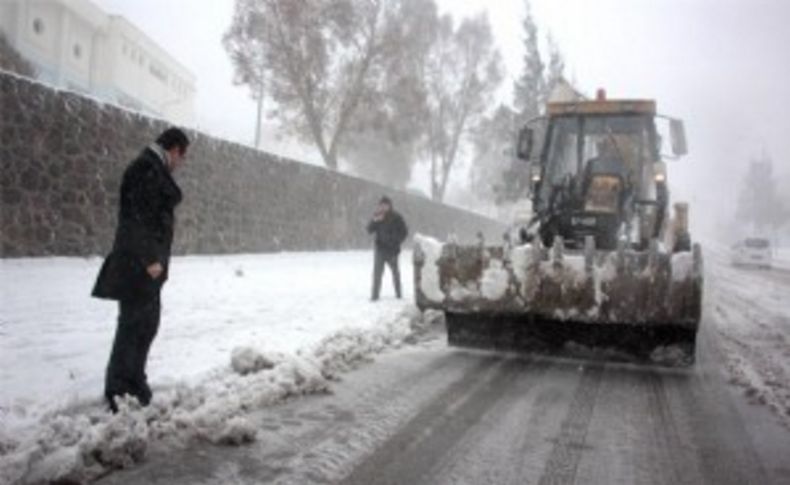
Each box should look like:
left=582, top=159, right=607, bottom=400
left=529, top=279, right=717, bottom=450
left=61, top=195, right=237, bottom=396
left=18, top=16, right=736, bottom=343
left=92, top=127, right=189, bottom=412
left=367, top=196, right=408, bottom=301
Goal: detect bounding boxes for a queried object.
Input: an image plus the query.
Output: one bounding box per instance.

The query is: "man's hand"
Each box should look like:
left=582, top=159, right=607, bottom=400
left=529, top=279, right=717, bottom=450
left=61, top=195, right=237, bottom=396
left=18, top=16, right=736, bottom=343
left=146, top=262, right=163, bottom=280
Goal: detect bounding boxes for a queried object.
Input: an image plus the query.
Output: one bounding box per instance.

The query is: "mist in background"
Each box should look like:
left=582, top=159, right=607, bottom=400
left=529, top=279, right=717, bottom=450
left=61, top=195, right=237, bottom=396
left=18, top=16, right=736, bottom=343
left=93, top=0, right=790, bottom=240
left=443, top=0, right=790, bottom=240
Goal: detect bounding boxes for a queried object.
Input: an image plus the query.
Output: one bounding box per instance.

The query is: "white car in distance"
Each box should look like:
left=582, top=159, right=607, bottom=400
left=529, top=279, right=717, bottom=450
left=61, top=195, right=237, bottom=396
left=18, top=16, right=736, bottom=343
left=731, top=237, right=772, bottom=269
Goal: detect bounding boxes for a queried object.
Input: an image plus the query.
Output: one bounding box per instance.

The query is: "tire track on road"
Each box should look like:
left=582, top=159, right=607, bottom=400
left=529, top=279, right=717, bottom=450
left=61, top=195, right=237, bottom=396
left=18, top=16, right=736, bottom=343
left=537, top=363, right=603, bottom=485
left=421, top=357, right=555, bottom=485
left=645, top=372, right=702, bottom=485
left=274, top=351, right=505, bottom=485
left=339, top=356, right=535, bottom=485
left=570, top=366, right=704, bottom=485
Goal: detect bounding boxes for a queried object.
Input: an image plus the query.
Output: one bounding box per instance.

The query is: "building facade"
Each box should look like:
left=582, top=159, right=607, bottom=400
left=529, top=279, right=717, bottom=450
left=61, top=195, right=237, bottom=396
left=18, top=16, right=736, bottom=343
left=0, top=0, right=195, bottom=125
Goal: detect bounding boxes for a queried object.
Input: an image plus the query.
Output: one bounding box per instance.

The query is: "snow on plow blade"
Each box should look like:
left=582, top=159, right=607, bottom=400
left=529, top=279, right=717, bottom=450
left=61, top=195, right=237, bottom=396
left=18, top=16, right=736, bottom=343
left=413, top=234, right=703, bottom=366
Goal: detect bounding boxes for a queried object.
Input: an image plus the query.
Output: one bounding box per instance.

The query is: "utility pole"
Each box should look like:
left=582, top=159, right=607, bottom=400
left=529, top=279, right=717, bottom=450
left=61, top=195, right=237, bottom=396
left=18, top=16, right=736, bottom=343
left=254, top=76, right=264, bottom=149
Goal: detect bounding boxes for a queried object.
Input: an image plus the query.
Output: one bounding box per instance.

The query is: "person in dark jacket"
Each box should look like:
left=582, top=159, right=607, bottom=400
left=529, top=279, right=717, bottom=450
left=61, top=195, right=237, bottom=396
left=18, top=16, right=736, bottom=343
left=92, top=127, right=189, bottom=412
left=367, top=196, right=408, bottom=301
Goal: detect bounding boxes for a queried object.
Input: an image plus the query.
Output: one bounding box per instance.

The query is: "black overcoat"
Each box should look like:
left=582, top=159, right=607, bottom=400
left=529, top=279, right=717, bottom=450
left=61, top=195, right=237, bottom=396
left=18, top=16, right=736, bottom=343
left=367, top=210, right=408, bottom=256
left=92, top=147, right=182, bottom=301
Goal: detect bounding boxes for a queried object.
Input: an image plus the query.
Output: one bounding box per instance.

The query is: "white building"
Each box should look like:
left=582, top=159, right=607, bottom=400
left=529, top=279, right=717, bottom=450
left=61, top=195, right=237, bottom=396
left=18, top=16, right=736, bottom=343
left=0, top=0, right=195, bottom=125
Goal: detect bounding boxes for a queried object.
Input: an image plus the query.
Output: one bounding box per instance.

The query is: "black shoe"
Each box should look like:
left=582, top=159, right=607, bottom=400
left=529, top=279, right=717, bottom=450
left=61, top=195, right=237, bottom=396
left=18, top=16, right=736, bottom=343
left=106, top=395, right=119, bottom=414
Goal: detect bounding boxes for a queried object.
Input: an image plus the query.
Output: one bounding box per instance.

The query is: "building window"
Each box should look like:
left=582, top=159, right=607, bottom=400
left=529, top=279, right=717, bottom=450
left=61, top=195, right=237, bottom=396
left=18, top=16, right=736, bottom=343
left=149, top=63, right=168, bottom=83
left=73, top=44, right=82, bottom=59
left=32, top=18, right=44, bottom=34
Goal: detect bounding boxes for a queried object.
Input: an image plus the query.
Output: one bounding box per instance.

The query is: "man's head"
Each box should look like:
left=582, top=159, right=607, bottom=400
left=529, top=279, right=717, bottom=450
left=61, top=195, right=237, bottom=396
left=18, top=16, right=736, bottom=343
left=156, top=127, right=190, bottom=172
left=377, top=196, right=392, bottom=213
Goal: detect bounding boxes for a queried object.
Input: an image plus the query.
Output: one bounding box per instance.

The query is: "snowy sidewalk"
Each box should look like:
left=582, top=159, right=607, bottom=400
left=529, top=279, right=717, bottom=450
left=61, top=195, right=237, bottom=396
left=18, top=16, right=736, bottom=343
left=0, top=251, right=413, bottom=427
left=774, top=248, right=790, bottom=271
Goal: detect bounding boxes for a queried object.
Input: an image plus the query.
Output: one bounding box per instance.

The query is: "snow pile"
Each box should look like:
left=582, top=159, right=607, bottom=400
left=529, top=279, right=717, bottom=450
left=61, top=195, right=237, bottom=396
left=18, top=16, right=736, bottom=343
left=542, top=254, right=587, bottom=284
left=509, top=245, right=531, bottom=284
left=420, top=309, right=446, bottom=329
left=216, top=417, right=257, bottom=446
left=480, top=259, right=510, bottom=300
left=230, top=347, right=281, bottom=375
left=0, top=397, right=149, bottom=485
left=0, top=306, right=428, bottom=484
left=593, top=254, right=618, bottom=306
left=414, top=234, right=445, bottom=302
left=312, top=306, right=421, bottom=378
left=449, top=279, right=479, bottom=301
left=671, top=251, right=694, bottom=281
left=650, top=345, right=693, bottom=366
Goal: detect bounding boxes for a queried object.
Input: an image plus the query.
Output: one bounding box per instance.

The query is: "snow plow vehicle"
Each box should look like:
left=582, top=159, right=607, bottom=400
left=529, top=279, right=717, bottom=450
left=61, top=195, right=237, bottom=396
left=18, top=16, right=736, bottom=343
left=413, top=90, right=703, bottom=366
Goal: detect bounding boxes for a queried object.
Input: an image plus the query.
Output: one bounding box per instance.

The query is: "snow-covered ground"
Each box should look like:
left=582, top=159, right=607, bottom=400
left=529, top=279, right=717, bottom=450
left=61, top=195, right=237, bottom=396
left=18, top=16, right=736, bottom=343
left=702, top=246, right=790, bottom=429
left=774, top=248, right=790, bottom=271
left=0, top=250, right=425, bottom=483
left=1, top=251, right=412, bottom=414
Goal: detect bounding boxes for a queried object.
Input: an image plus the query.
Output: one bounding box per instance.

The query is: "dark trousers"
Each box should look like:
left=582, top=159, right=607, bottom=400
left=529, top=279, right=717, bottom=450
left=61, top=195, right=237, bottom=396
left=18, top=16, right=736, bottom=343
left=372, top=249, right=401, bottom=300
left=104, top=293, right=161, bottom=411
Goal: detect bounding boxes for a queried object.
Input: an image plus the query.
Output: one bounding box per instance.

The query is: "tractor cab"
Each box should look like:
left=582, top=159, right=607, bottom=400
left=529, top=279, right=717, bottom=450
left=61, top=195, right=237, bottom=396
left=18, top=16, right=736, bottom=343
left=517, top=91, right=686, bottom=250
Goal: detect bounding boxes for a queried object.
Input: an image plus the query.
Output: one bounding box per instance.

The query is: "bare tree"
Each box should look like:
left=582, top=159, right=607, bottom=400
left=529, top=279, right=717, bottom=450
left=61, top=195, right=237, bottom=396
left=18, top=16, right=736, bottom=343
left=736, top=154, right=788, bottom=234
left=342, top=0, right=439, bottom=188
left=422, top=13, right=503, bottom=201
left=513, top=1, right=567, bottom=123
left=465, top=1, right=569, bottom=209
left=544, top=34, right=565, bottom=98
left=468, top=105, right=527, bottom=204
left=513, top=1, right=543, bottom=123
left=225, top=0, right=392, bottom=169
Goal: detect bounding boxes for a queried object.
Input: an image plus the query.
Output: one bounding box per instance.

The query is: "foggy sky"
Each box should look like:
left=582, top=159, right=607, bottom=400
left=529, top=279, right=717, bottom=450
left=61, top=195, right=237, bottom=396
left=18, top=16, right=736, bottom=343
left=94, top=0, right=790, bottom=235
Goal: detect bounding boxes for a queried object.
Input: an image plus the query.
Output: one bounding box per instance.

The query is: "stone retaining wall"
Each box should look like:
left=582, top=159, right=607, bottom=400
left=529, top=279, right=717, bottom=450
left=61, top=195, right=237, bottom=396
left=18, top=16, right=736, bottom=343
left=1, top=72, right=505, bottom=257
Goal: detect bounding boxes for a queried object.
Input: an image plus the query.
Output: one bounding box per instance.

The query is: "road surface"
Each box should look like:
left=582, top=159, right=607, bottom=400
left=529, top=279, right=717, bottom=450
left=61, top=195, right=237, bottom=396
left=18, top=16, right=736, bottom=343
left=100, top=252, right=790, bottom=485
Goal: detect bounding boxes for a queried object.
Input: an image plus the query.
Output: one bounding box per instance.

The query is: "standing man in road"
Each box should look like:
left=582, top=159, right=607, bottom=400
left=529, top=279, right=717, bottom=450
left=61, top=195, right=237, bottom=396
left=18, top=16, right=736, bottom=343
left=92, top=127, right=189, bottom=412
left=367, top=196, right=408, bottom=301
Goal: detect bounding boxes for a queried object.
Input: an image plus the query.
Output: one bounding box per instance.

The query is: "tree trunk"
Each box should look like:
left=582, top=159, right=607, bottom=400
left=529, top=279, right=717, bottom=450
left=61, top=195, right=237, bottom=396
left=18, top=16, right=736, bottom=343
left=323, top=152, right=338, bottom=170
left=254, top=79, right=264, bottom=149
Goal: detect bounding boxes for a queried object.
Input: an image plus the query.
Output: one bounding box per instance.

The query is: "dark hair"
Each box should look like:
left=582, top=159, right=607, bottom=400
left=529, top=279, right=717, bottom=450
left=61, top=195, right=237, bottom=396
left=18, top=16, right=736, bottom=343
left=156, top=127, right=190, bottom=154
left=379, top=196, right=392, bottom=206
